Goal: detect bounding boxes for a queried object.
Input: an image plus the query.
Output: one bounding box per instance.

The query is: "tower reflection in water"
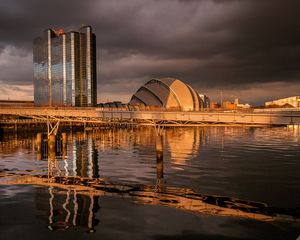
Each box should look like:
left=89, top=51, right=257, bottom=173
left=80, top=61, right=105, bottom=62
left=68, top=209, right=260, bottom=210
left=36, top=132, right=100, bottom=232
left=47, top=186, right=100, bottom=232
left=35, top=129, right=166, bottom=232
left=32, top=128, right=300, bottom=232
left=71, top=135, right=99, bottom=178
left=4, top=128, right=296, bottom=233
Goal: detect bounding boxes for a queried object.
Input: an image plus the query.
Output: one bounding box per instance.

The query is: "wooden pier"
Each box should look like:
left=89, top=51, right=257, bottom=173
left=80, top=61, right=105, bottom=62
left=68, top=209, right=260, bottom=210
left=0, top=107, right=300, bottom=127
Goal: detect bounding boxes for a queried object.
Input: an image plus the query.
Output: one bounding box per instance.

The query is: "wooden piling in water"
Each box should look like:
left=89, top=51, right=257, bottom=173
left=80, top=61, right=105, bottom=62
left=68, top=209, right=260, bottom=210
left=48, top=134, right=56, bottom=160
left=156, top=135, right=164, bottom=184
left=36, top=133, right=42, bottom=160
left=62, top=132, right=67, bottom=158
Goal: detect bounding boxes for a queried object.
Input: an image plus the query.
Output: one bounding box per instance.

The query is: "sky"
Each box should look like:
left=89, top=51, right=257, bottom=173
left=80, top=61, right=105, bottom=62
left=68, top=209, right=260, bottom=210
left=0, top=0, right=299, bottom=105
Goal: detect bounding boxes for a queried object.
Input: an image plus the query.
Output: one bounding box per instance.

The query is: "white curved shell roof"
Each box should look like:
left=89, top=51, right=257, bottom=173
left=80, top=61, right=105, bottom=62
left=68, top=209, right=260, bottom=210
left=130, top=78, right=201, bottom=111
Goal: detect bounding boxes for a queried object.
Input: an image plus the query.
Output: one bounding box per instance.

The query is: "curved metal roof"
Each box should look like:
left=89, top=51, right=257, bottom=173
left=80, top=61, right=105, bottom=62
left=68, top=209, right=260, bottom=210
left=129, top=78, right=201, bottom=111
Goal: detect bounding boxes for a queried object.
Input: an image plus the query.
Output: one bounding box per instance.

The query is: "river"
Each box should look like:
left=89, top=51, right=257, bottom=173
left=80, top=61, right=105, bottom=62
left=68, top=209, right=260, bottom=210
left=0, top=126, right=299, bottom=239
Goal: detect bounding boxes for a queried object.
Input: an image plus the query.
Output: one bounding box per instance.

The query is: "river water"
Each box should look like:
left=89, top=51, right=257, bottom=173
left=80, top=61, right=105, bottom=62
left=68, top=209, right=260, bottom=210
left=0, top=126, right=299, bottom=239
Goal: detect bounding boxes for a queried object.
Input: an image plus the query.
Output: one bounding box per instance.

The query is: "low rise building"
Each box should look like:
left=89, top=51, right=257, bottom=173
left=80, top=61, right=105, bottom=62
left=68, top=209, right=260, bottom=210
left=222, top=101, right=236, bottom=110
left=237, top=103, right=251, bottom=109
left=210, top=101, right=221, bottom=109
left=0, top=100, right=34, bottom=107
left=199, top=94, right=210, bottom=109
left=265, top=96, right=300, bottom=108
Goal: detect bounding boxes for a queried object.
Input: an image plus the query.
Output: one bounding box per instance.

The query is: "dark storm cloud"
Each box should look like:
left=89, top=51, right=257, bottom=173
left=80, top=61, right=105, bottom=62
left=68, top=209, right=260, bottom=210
left=0, top=0, right=299, bottom=103
left=0, top=0, right=89, bottom=51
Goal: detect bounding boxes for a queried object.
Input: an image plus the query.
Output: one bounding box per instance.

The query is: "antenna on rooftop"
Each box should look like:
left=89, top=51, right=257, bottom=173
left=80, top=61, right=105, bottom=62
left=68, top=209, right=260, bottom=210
left=220, top=91, right=223, bottom=107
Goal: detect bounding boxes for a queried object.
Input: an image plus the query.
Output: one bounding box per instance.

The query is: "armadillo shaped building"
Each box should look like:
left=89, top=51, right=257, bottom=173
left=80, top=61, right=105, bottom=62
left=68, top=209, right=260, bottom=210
left=129, top=78, right=203, bottom=111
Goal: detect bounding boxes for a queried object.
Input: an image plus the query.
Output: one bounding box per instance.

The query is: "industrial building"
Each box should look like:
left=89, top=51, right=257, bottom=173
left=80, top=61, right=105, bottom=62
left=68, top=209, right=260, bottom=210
left=129, top=78, right=208, bottom=111
left=265, top=96, right=300, bottom=108
left=222, top=99, right=251, bottom=110
left=33, top=26, right=97, bottom=107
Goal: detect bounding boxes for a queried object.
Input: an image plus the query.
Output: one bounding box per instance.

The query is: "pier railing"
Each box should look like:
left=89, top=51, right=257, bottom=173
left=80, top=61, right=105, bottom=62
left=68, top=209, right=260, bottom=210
left=0, top=107, right=300, bottom=126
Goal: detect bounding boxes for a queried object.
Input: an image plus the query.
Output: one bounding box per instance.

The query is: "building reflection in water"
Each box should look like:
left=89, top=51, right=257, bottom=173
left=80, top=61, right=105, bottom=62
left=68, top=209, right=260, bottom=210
left=1, top=127, right=299, bottom=233
left=34, top=128, right=167, bottom=232
left=71, top=135, right=99, bottom=178
left=35, top=132, right=101, bottom=232
left=47, top=186, right=100, bottom=232
left=29, top=127, right=300, bottom=232
left=36, top=132, right=100, bottom=178
left=165, top=127, right=204, bottom=166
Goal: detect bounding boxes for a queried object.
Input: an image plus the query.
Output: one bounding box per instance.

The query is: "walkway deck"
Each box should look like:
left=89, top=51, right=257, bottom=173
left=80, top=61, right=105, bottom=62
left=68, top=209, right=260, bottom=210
left=0, top=107, right=299, bottom=126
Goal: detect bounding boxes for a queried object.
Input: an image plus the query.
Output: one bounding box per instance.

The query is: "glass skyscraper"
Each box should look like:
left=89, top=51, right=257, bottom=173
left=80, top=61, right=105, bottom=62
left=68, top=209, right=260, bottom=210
left=33, top=26, right=97, bottom=107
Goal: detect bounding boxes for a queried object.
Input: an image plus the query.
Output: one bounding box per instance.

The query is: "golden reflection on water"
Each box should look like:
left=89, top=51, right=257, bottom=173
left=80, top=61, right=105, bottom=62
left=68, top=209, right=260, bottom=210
left=1, top=126, right=300, bottom=232
left=165, top=127, right=202, bottom=166
left=1, top=173, right=300, bottom=228
left=0, top=125, right=299, bottom=164
left=35, top=127, right=204, bottom=174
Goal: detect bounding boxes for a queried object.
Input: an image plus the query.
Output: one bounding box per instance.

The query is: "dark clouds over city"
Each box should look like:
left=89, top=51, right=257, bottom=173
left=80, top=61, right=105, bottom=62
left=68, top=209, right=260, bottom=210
left=0, top=0, right=299, bottom=104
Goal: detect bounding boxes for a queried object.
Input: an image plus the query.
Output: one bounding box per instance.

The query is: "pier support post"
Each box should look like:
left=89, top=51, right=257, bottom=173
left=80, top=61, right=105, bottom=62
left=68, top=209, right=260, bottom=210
left=14, top=120, right=18, bottom=138
left=62, top=132, right=67, bottom=159
left=48, top=134, right=56, bottom=160
left=156, top=135, right=164, bottom=180
left=48, top=133, right=62, bottom=177
left=47, top=117, right=60, bottom=137
left=155, top=125, right=164, bottom=191
left=0, top=124, right=3, bottom=138
left=36, top=133, right=42, bottom=161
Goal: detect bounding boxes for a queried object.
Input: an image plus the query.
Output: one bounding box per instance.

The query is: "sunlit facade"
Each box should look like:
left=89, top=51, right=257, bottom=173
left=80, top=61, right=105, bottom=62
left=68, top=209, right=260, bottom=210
left=265, top=96, right=300, bottom=108
left=33, top=26, right=97, bottom=107
left=129, top=78, right=206, bottom=111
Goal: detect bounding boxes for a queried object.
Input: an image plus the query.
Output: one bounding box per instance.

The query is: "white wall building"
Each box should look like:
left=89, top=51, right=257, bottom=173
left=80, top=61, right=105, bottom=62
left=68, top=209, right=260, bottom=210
left=265, top=96, right=300, bottom=108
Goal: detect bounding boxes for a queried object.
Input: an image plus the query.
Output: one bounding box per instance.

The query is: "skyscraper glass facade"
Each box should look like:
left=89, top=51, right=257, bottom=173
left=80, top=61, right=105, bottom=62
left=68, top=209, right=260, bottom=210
left=33, top=26, right=97, bottom=107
